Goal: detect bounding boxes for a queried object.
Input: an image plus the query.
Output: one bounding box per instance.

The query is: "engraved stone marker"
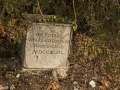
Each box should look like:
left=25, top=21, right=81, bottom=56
left=23, top=23, right=72, bottom=69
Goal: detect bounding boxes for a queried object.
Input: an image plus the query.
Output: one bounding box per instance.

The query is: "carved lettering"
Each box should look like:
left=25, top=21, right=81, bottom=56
left=33, top=44, right=63, bottom=49
left=27, top=38, right=69, bottom=43
left=32, top=50, right=63, bottom=54
left=36, top=33, right=62, bottom=38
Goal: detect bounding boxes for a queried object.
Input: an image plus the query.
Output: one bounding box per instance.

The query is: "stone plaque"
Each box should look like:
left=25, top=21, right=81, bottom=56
left=23, top=23, right=72, bottom=69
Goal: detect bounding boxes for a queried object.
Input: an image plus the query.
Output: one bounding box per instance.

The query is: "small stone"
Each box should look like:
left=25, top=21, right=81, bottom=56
left=89, top=80, right=96, bottom=88
left=52, top=70, right=58, bottom=81
left=52, top=69, right=68, bottom=80
left=73, top=86, right=79, bottom=90
left=73, top=81, right=80, bottom=89
left=70, top=75, right=74, bottom=81
left=16, top=74, right=20, bottom=78
left=73, top=81, right=78, bottom=85
left=56, top=69, right=67, bottom=78
left=10, top=85, right=15, bottom=90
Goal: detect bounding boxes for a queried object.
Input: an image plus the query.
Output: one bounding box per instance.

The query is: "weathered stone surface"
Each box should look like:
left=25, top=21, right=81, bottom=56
left=22, top=23, right=72, bottom=69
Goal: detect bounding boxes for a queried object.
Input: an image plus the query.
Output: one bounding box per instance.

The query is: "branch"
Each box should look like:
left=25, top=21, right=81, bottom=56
left=72, top=0, right=77, bottom=25
left=36, top=0, right=45, bottom=20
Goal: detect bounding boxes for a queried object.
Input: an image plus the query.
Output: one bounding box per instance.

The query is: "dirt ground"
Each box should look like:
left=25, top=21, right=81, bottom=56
left=0, top=34, right=120, bottom=90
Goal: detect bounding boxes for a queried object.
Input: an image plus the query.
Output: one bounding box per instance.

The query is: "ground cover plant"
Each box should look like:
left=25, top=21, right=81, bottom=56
left=0, top=0, right=120, bottom=89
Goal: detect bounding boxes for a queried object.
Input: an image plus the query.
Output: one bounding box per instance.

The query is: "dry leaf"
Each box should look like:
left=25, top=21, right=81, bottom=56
left=47, top=81, right=61, bottom=90
left=101, top=79, right=109, bottom=87
left=81, top=84, right=86, bottom=87
left=113, top=87, right=119, bottom=90
left=0, top=39, right=4, bottom=44
left=52, top=82, right=61, bottom=89
left=107, top=74, right=112, bottom=80
left=0, top=25, right=6, bottom=37
left=78, top=71, right=84, bottom=75
left=0, top=85, right=8, bottom=90
left=0, top=47, right=7, bottom=53
left=99, top=86, right=106, bottom=90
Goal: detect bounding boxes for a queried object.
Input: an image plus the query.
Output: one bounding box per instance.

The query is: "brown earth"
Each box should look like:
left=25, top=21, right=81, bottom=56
left=0, top=33, right=120, bottom=90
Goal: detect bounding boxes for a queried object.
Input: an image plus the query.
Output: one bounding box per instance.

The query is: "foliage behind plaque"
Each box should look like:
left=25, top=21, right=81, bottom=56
left=0, top=0, right=120, bottom=58
left=0, top=0, right=119, bottom=42
left=0, top=0, right=28, bottom=44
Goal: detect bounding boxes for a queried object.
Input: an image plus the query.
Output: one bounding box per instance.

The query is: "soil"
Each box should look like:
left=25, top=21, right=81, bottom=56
left=0, top=34, right=120, bottom=90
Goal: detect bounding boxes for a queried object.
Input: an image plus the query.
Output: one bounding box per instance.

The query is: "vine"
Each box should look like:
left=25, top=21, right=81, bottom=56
left=36, top=0, right=46, bottom=22
left=0, top=0, right=119, bottom=53
left=72, top=0, right=77, bottom=31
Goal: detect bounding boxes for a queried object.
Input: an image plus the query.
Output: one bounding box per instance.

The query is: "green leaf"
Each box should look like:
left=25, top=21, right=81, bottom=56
left=33, top=6, right=39, bottom=14
left=73, top=25, right=78, bottom=31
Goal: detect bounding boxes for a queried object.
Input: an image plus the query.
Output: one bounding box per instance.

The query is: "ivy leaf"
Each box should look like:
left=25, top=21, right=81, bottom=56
left=33, top=6, right=39, bottom=14
left=73, top=25, right=78, bottom=31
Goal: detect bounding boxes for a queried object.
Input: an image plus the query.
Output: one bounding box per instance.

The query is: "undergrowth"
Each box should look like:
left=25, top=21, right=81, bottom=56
left=72, top=33, right=120, bottom=81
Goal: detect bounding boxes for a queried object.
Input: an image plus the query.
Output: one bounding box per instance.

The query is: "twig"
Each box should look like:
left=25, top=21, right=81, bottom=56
left=36, top=0, right=45, bottom=20
left=36, top=0, right=54, bottom=32
left=72, top=0, right=77, bottom=25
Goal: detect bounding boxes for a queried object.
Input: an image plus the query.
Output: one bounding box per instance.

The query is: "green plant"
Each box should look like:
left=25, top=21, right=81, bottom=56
left=0, top=0, right=120, bottom=77
left=0, top=0, right=28, bottom=44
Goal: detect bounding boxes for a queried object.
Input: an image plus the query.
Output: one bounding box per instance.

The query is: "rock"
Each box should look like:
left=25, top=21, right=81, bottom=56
left=56, top=69, right=67, bottom=78
left=52, top=70, right=58, bottom=81
left=73, top=81, right=79, bottom=89
left=52, top=69, right=68, bottom=81
left=10, top=85, right=15, bottom=90
left=73, top=81, right=78, bottom=85
left=16, top=74, right=20, bottom=78
left=74, top=86, right=79, bottom=90
left=89, top=80, right=96, bottom=88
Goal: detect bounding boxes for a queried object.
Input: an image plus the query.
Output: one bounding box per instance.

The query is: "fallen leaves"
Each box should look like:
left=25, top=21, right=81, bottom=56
left=99, top=86, right=106, bottom=90
left=0, top=39, right=4, bottom=44
left=0, top=25, right=5, bottom=37
left=0, top=25, right=6, bottom=45
left=101, top=79, right=109, bottom=88
left=0, top=85, right=8, bottom=90
left=0, top=46, right=7, bottom=53
left=47, top=81, right=61, bottom=90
